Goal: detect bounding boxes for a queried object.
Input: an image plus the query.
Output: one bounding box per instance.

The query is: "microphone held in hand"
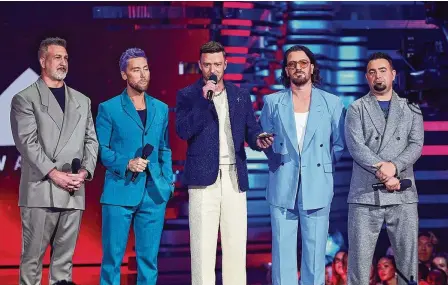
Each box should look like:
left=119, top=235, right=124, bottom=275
left=206, top=74, right=218, bottom=101
left=131, top=144, right=154, bottom=182
left=372, top=179, right=412, bottom=191
left=71, top=158, right=81, bottom=174
left=68, top=158, right=81, bottom=196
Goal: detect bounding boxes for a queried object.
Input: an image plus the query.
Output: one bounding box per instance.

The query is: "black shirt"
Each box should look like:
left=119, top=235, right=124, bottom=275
left=49, top=85, right=66, bottom=113
left=137, top=109, right=147, bottom=127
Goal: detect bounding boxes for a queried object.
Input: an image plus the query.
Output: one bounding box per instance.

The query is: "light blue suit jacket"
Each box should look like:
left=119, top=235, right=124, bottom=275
left=96, top=89, right=174, bottom=206
left=260, top=87, right=346, bottom=210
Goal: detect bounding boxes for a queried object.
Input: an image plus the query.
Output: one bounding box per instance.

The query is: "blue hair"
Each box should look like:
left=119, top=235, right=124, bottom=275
left=119, top=48, right=147, bottom=72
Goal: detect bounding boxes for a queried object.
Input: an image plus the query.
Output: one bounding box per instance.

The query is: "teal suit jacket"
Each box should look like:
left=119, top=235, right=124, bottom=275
left=96, top=89, right=174, bottom=206
left=260, top=87, right=345, bottom=210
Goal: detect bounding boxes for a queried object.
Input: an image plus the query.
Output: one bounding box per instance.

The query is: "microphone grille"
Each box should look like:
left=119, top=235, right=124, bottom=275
left=209, top=74, right=218, bottom=83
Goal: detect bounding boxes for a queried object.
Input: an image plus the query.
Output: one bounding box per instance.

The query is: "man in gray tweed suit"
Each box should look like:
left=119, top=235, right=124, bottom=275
left=10, top=37, right=98, bottom=285
left=345, top=52, right=424, bottom=285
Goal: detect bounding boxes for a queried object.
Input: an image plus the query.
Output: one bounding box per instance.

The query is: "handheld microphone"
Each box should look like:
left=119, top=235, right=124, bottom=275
left=68, top=158, right=81, bottom=196
left=206, top=74, right=218, bottom=101
left=71, top=158, right=81, bottom=174
left=372, top=179, right=412, bottom=191
left=131, top=144, right=154, bottom=182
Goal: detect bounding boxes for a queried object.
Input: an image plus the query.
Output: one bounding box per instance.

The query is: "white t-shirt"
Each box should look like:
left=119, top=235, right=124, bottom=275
left=212, top=89, right=236, bottom=164
left=294, top=111, right=309, bottom=153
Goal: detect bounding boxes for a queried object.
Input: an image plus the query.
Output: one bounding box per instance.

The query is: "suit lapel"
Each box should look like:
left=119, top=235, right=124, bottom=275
left=144, top=94, right=156, bottom=133
left=37, top=78, right=63, bottom=130
left=278, top=89, right=300, bottom=159
left=363, top=93, right=386, bottom=135
left=121, top=90, right=144, bottom=130
left=54, top=85, right=81, bottom=157
left=379, top=92, right=404, bottom=152
left=302, top=87, right=323, bottom=152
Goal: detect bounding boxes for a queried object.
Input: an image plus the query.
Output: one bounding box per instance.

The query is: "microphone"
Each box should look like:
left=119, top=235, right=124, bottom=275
left=69, top=158, right=81, bottom=196
left=71, top=158, right=81, bottom=174
left=206, top=74, right=218, bottom=101
left=372, top=179, right=412, bottom=191
left=131, top=144, right=154, bottom=182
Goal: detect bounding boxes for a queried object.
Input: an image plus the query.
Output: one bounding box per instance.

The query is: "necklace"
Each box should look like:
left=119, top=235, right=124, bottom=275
left=214, top=87, right=226, bottom=97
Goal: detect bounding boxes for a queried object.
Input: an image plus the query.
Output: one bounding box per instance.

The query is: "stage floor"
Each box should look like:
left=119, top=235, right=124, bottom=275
left=0, top=266, right=271, bottom=285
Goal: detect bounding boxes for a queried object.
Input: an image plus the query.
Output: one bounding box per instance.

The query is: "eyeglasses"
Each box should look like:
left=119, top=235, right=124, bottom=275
left=286, top=60, right=310, bottom=70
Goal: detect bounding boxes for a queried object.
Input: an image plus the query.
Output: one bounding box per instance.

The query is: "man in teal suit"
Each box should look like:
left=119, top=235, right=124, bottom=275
left=260, top=45, right=346, bottom=285
left=96, top=48, right=174, bottom=285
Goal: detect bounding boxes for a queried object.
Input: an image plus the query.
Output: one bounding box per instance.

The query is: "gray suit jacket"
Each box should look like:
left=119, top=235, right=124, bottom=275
left=10, top=78, right=98, bottom=210
left=345, top=91, right=424, bottom=206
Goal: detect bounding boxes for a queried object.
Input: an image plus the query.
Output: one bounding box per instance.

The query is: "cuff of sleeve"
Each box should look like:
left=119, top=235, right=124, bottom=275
left=83, top=168, right=93, bottom=181
left=390, top=160, right=401, bottom=176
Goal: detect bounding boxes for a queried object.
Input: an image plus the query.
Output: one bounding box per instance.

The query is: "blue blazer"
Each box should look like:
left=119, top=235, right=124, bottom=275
left=96, top=89, right=174, bottom=206
left=259, top=87, right=346, bottom=210
left=175, top=79, right=262, bottom=191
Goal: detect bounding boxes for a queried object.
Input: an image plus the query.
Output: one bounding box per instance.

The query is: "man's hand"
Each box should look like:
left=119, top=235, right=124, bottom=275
left=373, top=161, right=396, bottom=182
left=48, top=169, right=80, bottom=191
left=384, top=177, right=401, bottom=192
left=256, top=135, right=274, bottom=149
left=202, top=80, right=217, bottom=100
left=128, top=158, right=149, bottom=173
left=67, top=169, right=89, bottom=191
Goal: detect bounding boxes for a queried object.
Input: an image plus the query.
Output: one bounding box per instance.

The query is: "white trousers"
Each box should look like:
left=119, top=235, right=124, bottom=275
left=188, top=164, right=247, bottom=285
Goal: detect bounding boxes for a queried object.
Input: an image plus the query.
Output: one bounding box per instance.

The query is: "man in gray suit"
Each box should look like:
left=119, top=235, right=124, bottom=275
left=345, top=52, right=424, bottom=285
left=10, top=37, right=98, bottom=285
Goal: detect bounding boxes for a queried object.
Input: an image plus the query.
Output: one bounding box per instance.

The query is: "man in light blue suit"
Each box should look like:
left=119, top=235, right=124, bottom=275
left=96, top=48, right=174, bottom=285
left=260, top=45, right=346, bottom=285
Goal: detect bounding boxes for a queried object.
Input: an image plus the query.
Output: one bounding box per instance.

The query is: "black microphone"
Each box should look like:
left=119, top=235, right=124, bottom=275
left=372, top=179, right=412, bottom=191
left=206, top=74, right=218, bottom=101
left=67, top=158, right=81, bottom=196
left=71, top=158, right=81, bottom=174
left=131, top=144, right=154, bottom=182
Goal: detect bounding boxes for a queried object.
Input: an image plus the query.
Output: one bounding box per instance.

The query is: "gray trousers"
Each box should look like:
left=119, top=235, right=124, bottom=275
left=347, top=203, right=418, bottom=285
left=19, top=207, right=82, bottom=285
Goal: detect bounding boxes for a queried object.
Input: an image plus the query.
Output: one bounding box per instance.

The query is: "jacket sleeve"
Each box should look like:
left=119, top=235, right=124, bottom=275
left=81, top=98, right=99, bottom=180
left=95, top=103, right=132, bottom=179
left=10, top=94, right=56, bottom=179
left=345, top=103, right=383, bottom=174
left=244, top=89, right=262, bottom=151
left=331, top=98, right=346, bottom=163
left=175, top=89, right=214, bottom=141
left=390, top=103, right=424, bottom=173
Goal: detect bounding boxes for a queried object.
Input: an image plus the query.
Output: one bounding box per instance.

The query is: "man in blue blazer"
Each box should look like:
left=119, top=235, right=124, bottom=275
left=96, top=48, right=174, bottom=285
left=260, top=45, right=346, bottom=285
left=176, top=41, right=273, bottom=285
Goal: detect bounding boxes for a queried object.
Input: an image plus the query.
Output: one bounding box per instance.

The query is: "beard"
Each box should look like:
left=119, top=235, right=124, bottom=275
left=290, top=72, right=311, bottom=87
left=373, top=82, right=387, bottom=92
left=129, top=79, right=148, bottom=93
left=50, top=67, right=67, bottom=81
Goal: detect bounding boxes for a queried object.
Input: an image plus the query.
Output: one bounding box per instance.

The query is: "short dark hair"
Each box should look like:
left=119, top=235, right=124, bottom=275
left=280, top=45, right=321, bottom=88
left=199, top=41, right=226, bottom=58
left=38, top=37, right=67, bottom=60
left=367, top=52, right=394, bottom=71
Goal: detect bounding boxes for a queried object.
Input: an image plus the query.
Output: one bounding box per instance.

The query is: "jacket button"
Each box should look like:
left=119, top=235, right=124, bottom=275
left=52, top=159, right=56, bottom=163
left=397, top=137, right=400, bottom=140
left=281, top=162, right=284, bottom=166
left=320, top=144, right=323, bottom=147
left=317, top=163, right=321, bottom=167
left=375, top=136, right=379, bottom=140
left=280, top=143, right=283, bottom=146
